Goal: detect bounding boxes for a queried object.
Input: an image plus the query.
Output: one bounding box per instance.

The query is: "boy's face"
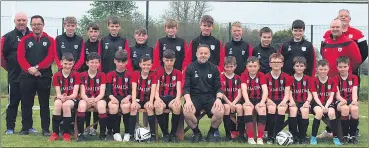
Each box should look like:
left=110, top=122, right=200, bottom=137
left=87, top=28, right=100, bottom=41
left=247, top=61, right=260, bottom=75
left=293, top=62, right=306, bottom=74
left=261, top=32, right=272, bottom=47
left=224, top=64, right=236, bottom=74
left=269, top=58, right=283, bottom=70
left=317, top=65, right=329, bottom=77
left=64, top=23, right=77, bottom=36
left=86, top=59, right=100, bottom=71
left=163, top=58, right=175, bottom=68
left=107, top=23, right=120, bottom=36
left=200, top=22, right=213, bottom=36
left=231, top=26, right=243, bottom=40
left=62, top=60, right=74, bottom=72
left=165, top=26, right=178, bottom=36
left=134, top=33, right=148, bottom=44
left=337, top=62, right=349, bottom=75
left=139, top=60, right=152, bottom=73
left=292, top=28, right=304, bottom=40
left=114, top=59, right=127, bottom=71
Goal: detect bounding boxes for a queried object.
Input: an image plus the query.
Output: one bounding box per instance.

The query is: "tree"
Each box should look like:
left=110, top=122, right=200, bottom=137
left=272, top=29, right=293, bottom=50
left=161, top=1, right=211, bottom=24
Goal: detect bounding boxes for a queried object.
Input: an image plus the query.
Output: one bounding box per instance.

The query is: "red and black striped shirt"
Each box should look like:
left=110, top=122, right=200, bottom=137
left=52, top=71, right=81, bottom=96
left=241, top=72, right=266, bottom=100
left=80, top=71, right=106, bottom=98
left=106, top=70, right=133, bottom=98
left=334, top=74, right=358, bottom=101
left=310, top=77, right=337, bottom=104
left=220, top=74, right=241, bottom=102
left=291, top=75, right=312, bottom=103
left=156, top=68, right=182, bottom=98
left=265, top=72, right=292, bottom=101
left=132, top=71, right=157, bottom=102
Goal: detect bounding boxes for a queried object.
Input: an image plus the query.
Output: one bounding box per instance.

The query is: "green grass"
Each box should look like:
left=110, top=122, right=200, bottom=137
left=1, top=98, right=368, bottom=147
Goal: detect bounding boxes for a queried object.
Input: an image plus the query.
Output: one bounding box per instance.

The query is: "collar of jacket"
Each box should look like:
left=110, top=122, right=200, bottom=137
left=166, top=35, right=177, bottom=39
left=135, top=42, right=148, bottom=48
left=63, top=32, right=77, bottom=40
left=108, top=34, right=121, bottom=40
left=199, top=32, right=212, bottom=40
left=29, top=32, right=49, bottom=38
left=232, top=38, right=244, bottom=45
left=259, top=43, right=271, bottom=49
left=329, top=33, right=346, bottom=41
left=14, top=27, right=31, bottom=35
left=87, top=38, right=99, bottom=44
left=289, top=38, right=305, bottom=45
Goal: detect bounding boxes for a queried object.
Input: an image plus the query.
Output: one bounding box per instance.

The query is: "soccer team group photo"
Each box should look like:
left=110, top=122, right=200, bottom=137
left=1, top=6, right=368, bottom=147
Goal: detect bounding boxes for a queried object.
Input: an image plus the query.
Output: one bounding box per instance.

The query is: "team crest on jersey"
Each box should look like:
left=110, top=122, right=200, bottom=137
left=256, top=78, right=259, bottom=83
left=118, top=46, right=123, bottom=50
left=280, top=80, right=284, bottom=84
left=148, top=80, right=151, bottom=85
left=163, top=44, right=167, bottom=50
left=85, top=48, right=89, bottom=54
left=210, top=45, right=215, bottom=50
left=349, top=34, right=353, bottom=39
left=288, top=46, right=291, bottom=51
left=247, top=80, right=250, bottom=83
left=125, top=78, right=128, bottom=82
left=43, top=42, right=47, bottom=46
left=133, top=51, right=137, bottom=57
left=17, top=36, right=21, bottom=41
left=269, top=81, right=272, bottom=85
left=235, top=80, right=237, bottom=85
left=242, top=50, right=245, bottom=55
left=348, top=81, right=352, bottom=85
left=229, top=48, right=233, bottom=54
left=105, top=43, right=109, bottom=49
left=28, top=42, right=33, bottom=48
left=301, top=47, right=306, bottom=51
left=328, top=85, right=331, bottom=89
left=338, top=47, right=342, bottom=52
left=60, top=42, right=65, bottom=48
left=74, top=45, right=78, bottom=50
left=113, top=78, right=116, bottom=82
left=85, top=80, right=87, bottom=84
left=195, top=71, right=199, bottom=78
left=70, top=78, right=74, bottom=83
left=257, top=53, right=261, bottom=59
left=176, top=46, right=181, bottom=51
left=96, top=79, right=100, bottom=84
left=303, top=81, right=306, bottom=86
left=208, top=74, right=212, bottom=78
left=172, top=76, right=176, bottom=80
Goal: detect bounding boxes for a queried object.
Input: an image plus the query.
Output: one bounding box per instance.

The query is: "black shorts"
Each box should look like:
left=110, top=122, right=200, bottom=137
left=249, top=98, right=261, bottom=106
left=161, top=96, right=175, bottom=109
left=271, top=99, right=283, bottom=105
left=335, top=100, right=353, bottom=107
left=191, top=94, right=215, bottom=118
left=221, top=99, right=244, bottom=105
left=310, top=102, right=335, bottom=115
left=107, top=96, right=125, bottom=104
left=54, top=98, right=79, bottom=110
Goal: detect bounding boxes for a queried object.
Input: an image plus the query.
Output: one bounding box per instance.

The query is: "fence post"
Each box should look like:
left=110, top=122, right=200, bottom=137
left=57, top=29, right=58, bottom=36
left=61, top=18, right=64, bottom=33
left=145, top=1, right=149, bottom=35
left=310, top=25, right=313, bottom=43
left=228, top=22, right=232, bottom=42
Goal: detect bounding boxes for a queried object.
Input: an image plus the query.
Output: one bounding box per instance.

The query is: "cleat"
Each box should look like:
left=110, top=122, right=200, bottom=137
left=248, top=138, right=256, bottom=144
left=63, top=133, right=71, bottom=142
left=48, top=132, right=60, bottom=141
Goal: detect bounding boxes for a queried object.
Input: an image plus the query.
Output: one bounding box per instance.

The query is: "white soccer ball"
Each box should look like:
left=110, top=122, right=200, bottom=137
left=134, top=127, right=151, bottom=142
left=276, top=131, right=294, bottom=146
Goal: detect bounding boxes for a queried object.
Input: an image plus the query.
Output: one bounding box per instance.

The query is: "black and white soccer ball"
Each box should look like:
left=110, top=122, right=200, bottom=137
left=134, top=127, right=151, bottom=142
left=276, top=131, right=294, bottom=146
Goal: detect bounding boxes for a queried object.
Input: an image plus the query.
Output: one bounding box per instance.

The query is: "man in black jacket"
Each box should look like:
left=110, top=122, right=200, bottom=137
left=252, top=27, right=277, bottom=74
left=1, top=12, right=32, bottom=135
left=183, top=44, right=224, bottom=143
left=280, top=20, right=316, bottom=77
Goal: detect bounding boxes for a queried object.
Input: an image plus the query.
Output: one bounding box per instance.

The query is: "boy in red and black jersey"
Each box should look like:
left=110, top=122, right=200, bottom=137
left=106, top=49, right=133, bottom=141
left=241, top=56, right=268, bottom=144
left=129, top=55, right=157, bottom=141
left=264, top=53, right=293, bottom=144
left=310, top=59, right=341, bottom=145
left=288, top=56, right=313, bottom=144
left=219, top=56, right=242, bottom=141
left=155, top=49, right=183, bottom=142
left=76, top=52, right=107, bottom=141
left=334, top=56, right=359, bottom=144
left=48, top=52, right=80, bottom=142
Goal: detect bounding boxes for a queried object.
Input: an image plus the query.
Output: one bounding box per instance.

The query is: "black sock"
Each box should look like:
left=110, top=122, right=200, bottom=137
left=52, top=115, right=63, bottom=135
left=275, top=114, right=285, bottom=135
left=111, top=114, right=120, bottom=134
left=208, top=126, right=217, bottom=135
left=267, top=113, right=276, bottom=138
left=288, top=117, right=298, bottom=137
left=93, top=112, right=99, bottom=129
left=129, top=115, right=137, bottom=135
left=298, top=119, right=309, bottom=139
left=311, top=118, right=320, bottom=137
left=350, top=118, right=359, bottom=137
left=164, top=113, right=169, bottom=134
left=341, top=116, right=350, bottom=136
left=330, top=118, right=338, bottom=137
left=62, top=117, right=73, bottom=134
left=77, top=112, right=85, bottom=134
left=106, top=113, right=113, bottom=132
left=99, top=113, right=107, bottom=136
left=85, top=112, right=91, bottom=128
left=223, top=115, right=231, bottom=137
left=192, top=125, right=201, bottom=134
left=237, top=116, right=245, bottom=137
left=157, top=114, right=169, bottom=136
left=170, top=114, right=180, bottom=135
left=148, top=115, right=156, bottom=136
left=326, top=125, right=332, bottom=133
left=122, top=113, right=130, bottom=134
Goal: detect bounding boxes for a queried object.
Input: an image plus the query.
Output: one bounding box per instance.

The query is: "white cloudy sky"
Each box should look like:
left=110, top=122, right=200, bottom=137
left=1, top=1, right=368, bottom=48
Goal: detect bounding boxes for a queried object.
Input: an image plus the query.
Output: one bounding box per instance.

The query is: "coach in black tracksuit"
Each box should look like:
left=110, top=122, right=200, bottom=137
left=224, top=38, right=253, bottom=75
left=17, top=15, right=54, bottom=136
left=100, top=34, right=130, bottom=73
left=1, top=24, right=31, bottom=133
left=55, top=33, right=85, bottom=71
left=183, top=44, right=224, bottom=142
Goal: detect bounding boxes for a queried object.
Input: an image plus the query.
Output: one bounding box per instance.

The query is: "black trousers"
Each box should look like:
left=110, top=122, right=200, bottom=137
left=5, top=81, right=22, bottom=130
left=20, top=75, right=51, bottom=132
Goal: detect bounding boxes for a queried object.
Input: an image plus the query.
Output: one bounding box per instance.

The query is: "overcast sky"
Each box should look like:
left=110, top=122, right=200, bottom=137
left=1, top=1, right=368, bottom=47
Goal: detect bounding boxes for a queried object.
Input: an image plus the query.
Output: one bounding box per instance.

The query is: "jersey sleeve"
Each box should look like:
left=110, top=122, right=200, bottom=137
left=106, top=72, right=113, bottom=84
left=100, top=73, right=106, bottom=84
left=74, top=72, right=81, bottom=85
left=151, top=72, right=157, bottom=84
left=259, top=73, right=267, bottom=85
left=353, top=75, right=359, bottom=86
left=131, top=71, right=139, bottom=84
left=52, top=73, right=59, bottom=86
left=310, top=78, right=317, bottom=92
left=177, top=70, right=183, bottom=82
left=237, top=76, right=241, bottom=89
left=329, top=78, right=337, bottom=92
left=285, top=74, right=293, bottom=86
left=240, top=72, right=247, bottom=83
